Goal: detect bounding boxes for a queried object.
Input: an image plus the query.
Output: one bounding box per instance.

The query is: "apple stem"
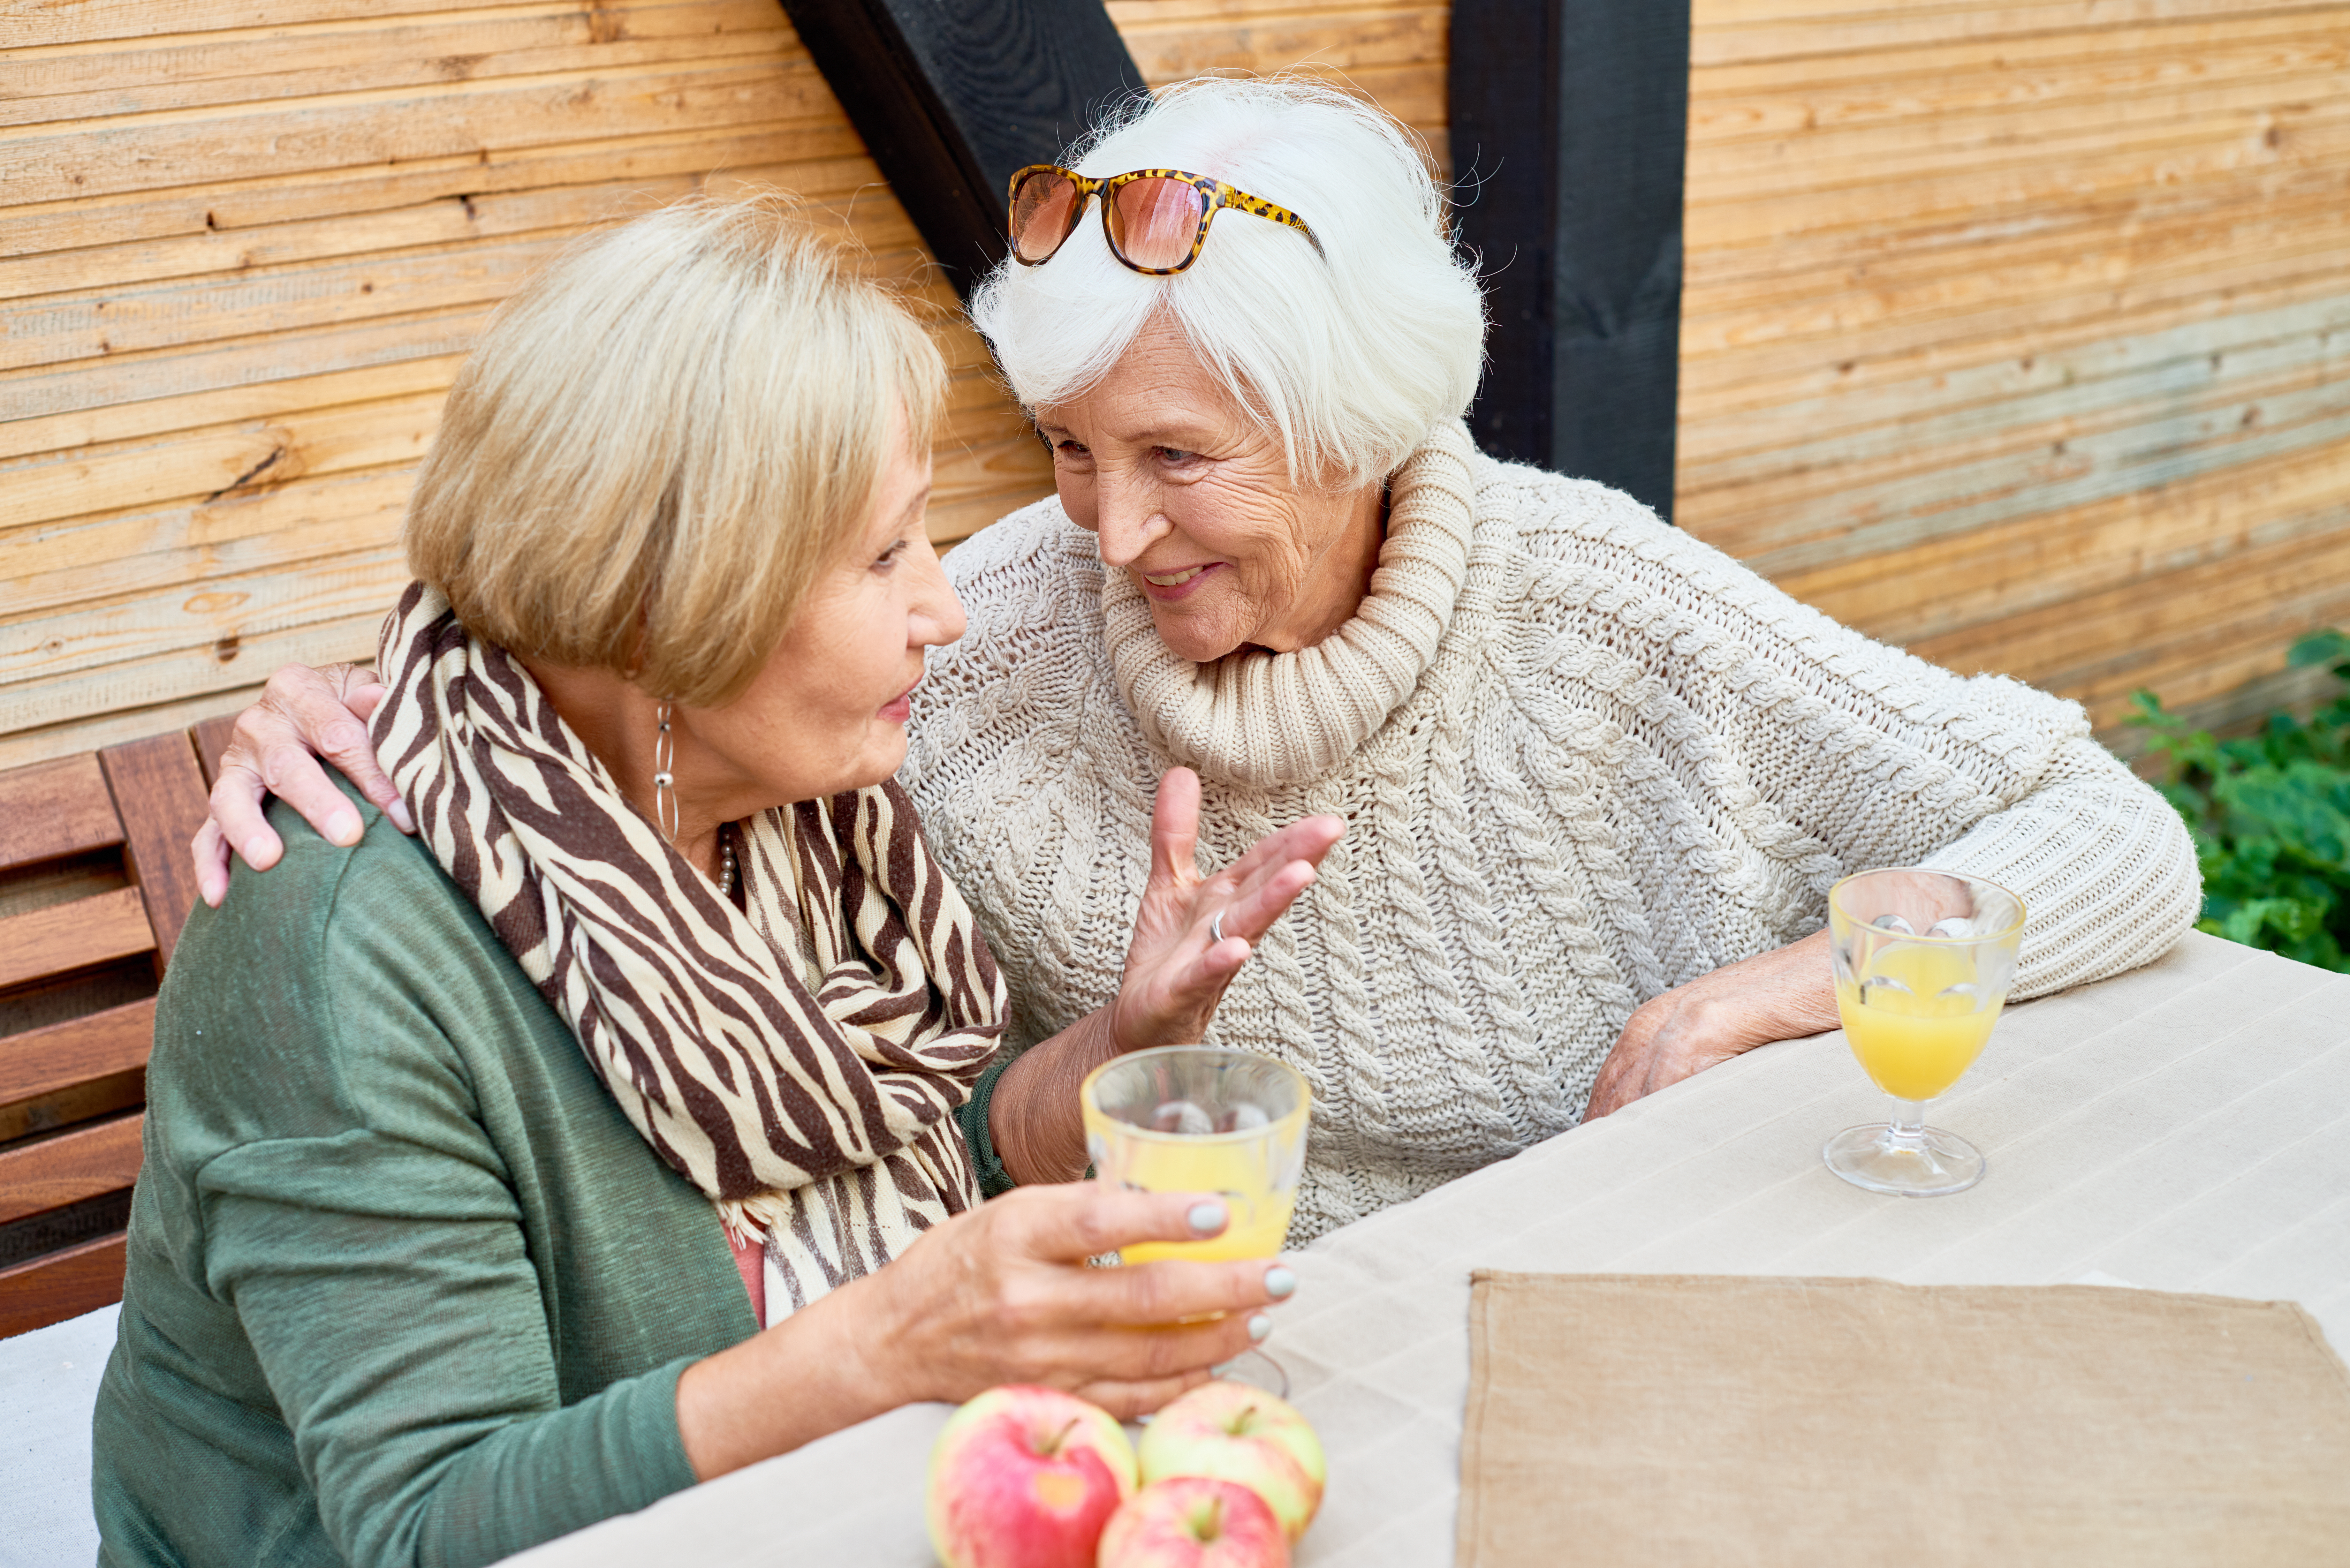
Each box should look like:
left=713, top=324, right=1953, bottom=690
left=1226, top=1404, right=1258, bottom=1436
left=1041, top=1416, right=1080, bottom=1457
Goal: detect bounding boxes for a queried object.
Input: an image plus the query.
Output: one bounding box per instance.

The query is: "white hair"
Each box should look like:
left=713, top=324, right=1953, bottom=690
left=968, top=76, right=1487, bottom=489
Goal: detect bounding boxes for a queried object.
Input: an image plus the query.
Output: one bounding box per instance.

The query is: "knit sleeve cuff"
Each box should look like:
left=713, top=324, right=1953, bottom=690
left=957, top=1054, right=1019, bottom=1198
left=1917, top=735, right=2203, bottom=997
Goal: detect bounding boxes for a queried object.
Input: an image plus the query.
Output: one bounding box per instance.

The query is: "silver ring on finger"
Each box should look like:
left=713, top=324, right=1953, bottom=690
left=1210, top=910, right=1228, bottom=946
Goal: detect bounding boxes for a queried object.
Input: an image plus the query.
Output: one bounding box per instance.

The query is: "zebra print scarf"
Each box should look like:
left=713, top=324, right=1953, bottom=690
left=374, top=582, right=1006, bottom=1312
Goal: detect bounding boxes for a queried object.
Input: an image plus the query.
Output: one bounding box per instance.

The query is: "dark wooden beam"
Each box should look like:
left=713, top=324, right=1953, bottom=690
left=780, top=0, right=1146, bottom=299
left=1450, top=0, right=1691, bottom=521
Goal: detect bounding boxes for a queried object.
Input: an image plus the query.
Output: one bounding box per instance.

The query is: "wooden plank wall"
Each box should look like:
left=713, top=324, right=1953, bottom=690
left=4, top=0, right=2345, bottom=770
left=1677, top=0, right=2350, bottom=739
left=1110, top=0, right=1450, bottom=167
left=0, top=0, right=1057, bottom=771
left=1129, top=0, right=2350, bottom=740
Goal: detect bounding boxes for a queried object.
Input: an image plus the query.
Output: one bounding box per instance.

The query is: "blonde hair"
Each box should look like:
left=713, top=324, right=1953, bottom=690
left=970, top=77, right=1485, bottom=489
left=405, top=194, right=946, bottom=707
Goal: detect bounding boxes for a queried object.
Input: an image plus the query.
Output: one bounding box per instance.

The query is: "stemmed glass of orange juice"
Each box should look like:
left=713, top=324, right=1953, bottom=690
left=1824, top=869, right=2025, bottom=1197
left=1082, top=1046, right=1309, bottom=1393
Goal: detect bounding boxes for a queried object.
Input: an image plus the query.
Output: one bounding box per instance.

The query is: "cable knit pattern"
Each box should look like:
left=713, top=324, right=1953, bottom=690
left=904, top=421, right=2203, bottom=1242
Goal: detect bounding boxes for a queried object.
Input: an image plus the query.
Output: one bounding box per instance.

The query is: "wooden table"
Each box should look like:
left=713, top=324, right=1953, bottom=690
left=502, top=932, right=2350, bottom=1566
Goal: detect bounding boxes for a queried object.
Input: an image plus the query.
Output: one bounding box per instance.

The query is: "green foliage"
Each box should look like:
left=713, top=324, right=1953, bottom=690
left=2129, top=629, right=2350, bottom=970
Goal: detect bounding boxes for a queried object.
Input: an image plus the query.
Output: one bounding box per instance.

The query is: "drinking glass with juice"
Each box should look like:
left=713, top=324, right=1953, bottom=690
left=1838, top=942, right=2004, bottom=1101
left=1081, top=1046, right=1309, bottom=1392
left=1824, top=869, right=2024, bottom=1197
left=1081, top=1046, right=1308, bottom=1263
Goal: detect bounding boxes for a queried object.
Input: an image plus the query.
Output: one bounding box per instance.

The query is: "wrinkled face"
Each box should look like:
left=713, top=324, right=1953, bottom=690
left=1036, top=317, right=1384, bottom=663
left=683, top=404, right=966, bottom=805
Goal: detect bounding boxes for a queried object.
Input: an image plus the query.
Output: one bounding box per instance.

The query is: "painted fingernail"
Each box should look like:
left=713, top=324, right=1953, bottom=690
left=1263, top=1266, right=1297, bottom=1300
left=1248, top=1314, right=1273, bottom=1342
left=1188, top=1201, right=1228, bottom=1235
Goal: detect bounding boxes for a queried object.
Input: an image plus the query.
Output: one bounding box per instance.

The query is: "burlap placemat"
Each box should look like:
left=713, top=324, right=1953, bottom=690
left=1458, top=1272, right=2350, bottom=1567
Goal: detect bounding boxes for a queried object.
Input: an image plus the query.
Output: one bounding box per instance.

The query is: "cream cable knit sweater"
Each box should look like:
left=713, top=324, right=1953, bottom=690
left=904, top=420, right=2202, bottom=1241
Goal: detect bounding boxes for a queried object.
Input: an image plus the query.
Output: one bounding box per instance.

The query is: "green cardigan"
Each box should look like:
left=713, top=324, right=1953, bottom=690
left=93, top=780, right=766, bottom=1567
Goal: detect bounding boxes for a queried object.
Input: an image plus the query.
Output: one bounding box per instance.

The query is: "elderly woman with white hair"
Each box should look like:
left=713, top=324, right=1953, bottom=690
left=201, top=78, right=2201, bottom=1246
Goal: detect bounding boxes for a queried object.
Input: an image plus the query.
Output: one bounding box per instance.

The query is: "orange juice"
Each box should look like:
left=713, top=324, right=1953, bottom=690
left=1112, top=1134, right=1296, bottom=1263
left=1080, top=1046, right=1309, bottom=1267
left=1835, top=943, right=2001, bottom=1101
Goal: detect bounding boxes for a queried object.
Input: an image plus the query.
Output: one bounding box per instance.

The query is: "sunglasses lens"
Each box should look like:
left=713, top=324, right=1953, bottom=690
left=1011, top=170, right=1082, bottom=263
left=1107, top=177, right=1207, bottom=270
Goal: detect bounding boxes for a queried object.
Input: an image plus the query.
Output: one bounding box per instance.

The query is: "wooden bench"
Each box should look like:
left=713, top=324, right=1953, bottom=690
left=0, top=717, right=234, bottom=1338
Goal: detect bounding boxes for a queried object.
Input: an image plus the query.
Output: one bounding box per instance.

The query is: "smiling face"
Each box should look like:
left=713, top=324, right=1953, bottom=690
left=672, top=403, right=965, bottom=813
left=1035, top=315, right=1386, bottom=663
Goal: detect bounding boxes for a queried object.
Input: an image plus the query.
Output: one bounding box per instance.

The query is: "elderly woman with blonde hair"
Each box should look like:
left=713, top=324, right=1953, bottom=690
left=202, top=77, right=2200, bottom=1251
left=98, top=196, right=1338, bottom=1568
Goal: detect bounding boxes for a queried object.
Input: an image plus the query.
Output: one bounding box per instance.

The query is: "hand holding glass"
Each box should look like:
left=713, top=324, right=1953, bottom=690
left=1824, top=869, right=2024, bottom=1197
left=1082, top=1047, right=1308, bottom=1394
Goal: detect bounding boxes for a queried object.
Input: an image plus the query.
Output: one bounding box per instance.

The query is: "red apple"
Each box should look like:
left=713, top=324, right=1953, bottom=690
left=1135, top=1381, right=1325, bottom=1543
left=926, top=1384, right=1139, bottom=1568
left=1097, top=1477, right=1290, bottom=1568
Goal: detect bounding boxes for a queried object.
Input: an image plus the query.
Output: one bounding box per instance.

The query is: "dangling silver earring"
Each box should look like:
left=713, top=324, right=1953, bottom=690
left=652, top=702, right=678, bottom=843
left=654, top=701, right=736, bottom=898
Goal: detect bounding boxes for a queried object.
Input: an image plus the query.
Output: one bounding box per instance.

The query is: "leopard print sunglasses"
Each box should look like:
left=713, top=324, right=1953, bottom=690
left=1007, top=164, right=1323, bottom=276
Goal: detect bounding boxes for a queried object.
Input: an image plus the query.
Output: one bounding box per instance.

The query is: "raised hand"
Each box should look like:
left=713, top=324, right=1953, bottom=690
left=1111, top=767, right=1344, bottom=1054
left=980, top=772, right=1342, bottom=1186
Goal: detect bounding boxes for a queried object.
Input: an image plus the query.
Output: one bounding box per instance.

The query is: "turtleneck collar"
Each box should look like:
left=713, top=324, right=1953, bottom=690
left=1101, top=418, right=1481, bottom=789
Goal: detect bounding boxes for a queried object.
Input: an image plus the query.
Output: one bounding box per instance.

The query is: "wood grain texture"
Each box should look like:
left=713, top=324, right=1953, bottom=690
left=6, top=607, right=399, bottom=761
left=0, top=59, right=840, bottom=207
left=1118, top=0, right=2348, bottom=740
left=16, top=0, right=2332, bottom=771
left=0, top=4, right=791, bottom=127
left=99, top=732, right=212, bottom=969
left=0, top=755, right=123, bottom=873
left=0, top=886, right=154, bottom=993
left=0, top=999, right=154, bottom=1145
left=1676, top=0, right=2350, bottom=735
left=0, top=685, right=267, bottom=778
left=192, top=712, right=239, bottom=785
left=0, top=1231, right=128, bottom=1338
left=0, top=2, right=1063, bottom=769
left=0, top=1, right=1470, bottom=771
left=0, top=1113, right=144, bottom=1226
left=1110, top=2, right=1448, bottom=166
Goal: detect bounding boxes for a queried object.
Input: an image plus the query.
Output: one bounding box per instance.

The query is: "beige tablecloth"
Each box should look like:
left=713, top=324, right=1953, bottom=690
left=505, top=931, right=2350, bottom=1566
